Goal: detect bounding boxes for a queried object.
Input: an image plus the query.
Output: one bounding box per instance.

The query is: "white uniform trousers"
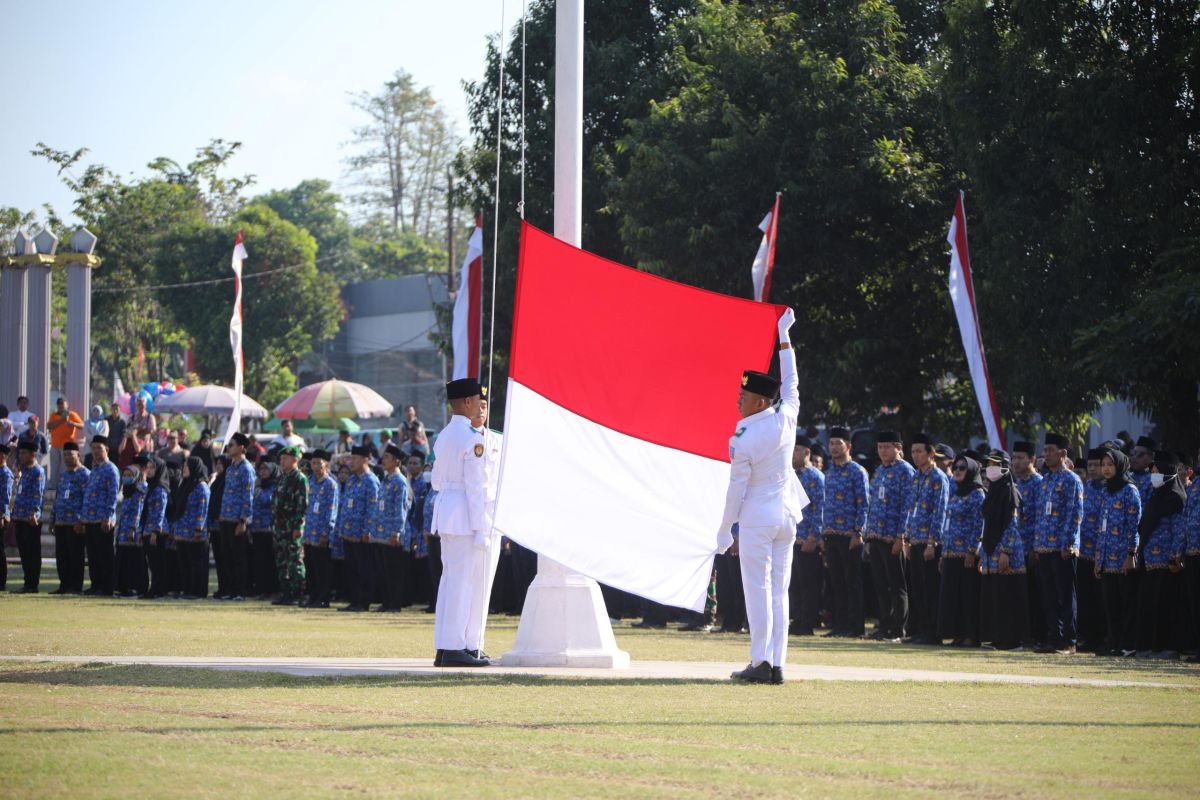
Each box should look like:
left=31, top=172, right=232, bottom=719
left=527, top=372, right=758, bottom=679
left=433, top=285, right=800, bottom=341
left=433, top=533, right=502, bottom=652
left=738, top=524, right=795, bottom=667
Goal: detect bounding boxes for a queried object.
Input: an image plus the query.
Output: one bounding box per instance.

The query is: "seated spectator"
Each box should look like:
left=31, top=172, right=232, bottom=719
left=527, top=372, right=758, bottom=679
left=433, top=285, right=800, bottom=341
left=85, top=405, right=109, bottom=442
left=8, top=396, right=33, bottom=437
left=269, top=419, right=306, bottom=450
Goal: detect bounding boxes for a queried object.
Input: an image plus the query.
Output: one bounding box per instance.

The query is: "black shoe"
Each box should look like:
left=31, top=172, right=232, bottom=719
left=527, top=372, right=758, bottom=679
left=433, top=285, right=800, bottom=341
left=228, top=595, right=245, bottom=602
left=1033, top=644, right=1056, bottom=654
left=437, top=649, right=489, bottom=668
left=212, top=594, right=229, bottom=601
left=83, top=587, right=101, bottom=596
left=632, top=620, right=666, bottom=629
left=434, top=649, right=444, bottom=667
left=271, top=595, right=295, bottom=606
left=680, top=622, right=714, bottom=632
left=49, top=587, right=70, bottom=595
left=770, top=666, right=784, bottom=685
left=10, top=586, right=37, bottom=594
left=180, top=594, right=198, bottom=600
left=789, top=627, right=815, bottom=636
left=338, top=604, right=367, bottom=613
left=730, top=661, right=773, bottom=683
left=465, top=649, right=492, bottom=664
left=423, top=605, right=436, bottom=614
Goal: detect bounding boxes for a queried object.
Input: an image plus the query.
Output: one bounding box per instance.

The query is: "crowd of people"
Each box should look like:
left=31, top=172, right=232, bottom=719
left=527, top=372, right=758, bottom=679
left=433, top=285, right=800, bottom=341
left=2, top=391, right=1198, bottom=664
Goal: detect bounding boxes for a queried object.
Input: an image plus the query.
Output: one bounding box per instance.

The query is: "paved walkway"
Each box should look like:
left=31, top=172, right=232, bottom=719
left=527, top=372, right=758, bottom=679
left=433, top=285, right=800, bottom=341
left=0, top=655, right=1188, bottom=688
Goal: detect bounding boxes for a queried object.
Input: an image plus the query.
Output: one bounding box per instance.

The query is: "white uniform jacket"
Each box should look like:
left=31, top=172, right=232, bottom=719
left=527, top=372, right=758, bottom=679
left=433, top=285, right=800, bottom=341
left=719, top=347, right=810, bottom=535
left=431, top=415, right=498, bottom=536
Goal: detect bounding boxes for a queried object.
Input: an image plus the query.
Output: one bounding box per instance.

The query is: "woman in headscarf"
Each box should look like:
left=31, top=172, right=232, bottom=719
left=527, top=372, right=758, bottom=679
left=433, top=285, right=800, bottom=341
left=1134, top=450, right=1188, bottom=658
left=249, top=458, right=282, bottom=599
left=85, top=405, right=109, bottom=442
left=979, top=450, right=1029, bottom=650
left=938, top=455, right=985, bottom=646
left=208, top=455, right=229, bottom=599
left=177, top=456, right=211, bottom=599
left=160, top=461, right=184, bottom=597
left=1094, top=447, right=1143, bottom=657
left=113, top=456, right=150, bottom=597
left=140, top=456, right=171, bottom=599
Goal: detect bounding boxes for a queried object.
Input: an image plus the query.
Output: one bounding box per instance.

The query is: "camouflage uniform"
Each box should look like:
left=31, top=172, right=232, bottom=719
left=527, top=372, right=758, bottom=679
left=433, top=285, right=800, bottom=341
left=272, top=466, right=309, bottom=597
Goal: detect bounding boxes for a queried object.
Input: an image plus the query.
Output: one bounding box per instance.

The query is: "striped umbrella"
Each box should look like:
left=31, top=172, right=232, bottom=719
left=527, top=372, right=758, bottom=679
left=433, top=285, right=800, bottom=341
left=273, top=379, right=394, bottom=421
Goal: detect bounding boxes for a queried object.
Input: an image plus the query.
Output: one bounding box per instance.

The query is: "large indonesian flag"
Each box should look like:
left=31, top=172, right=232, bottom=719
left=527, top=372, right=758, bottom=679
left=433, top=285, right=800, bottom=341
left=750, top=193, right=781, bottom=302
left=947, top=192, right=1005, bottom=450
left=493, top=223, right=786, bottom=611
left=452, top=215, right=484, bottom=380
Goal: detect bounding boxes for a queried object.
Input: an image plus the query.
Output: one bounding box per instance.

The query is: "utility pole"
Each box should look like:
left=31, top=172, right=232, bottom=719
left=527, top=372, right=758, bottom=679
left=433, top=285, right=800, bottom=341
left=446, top=169, right=457, bottom=290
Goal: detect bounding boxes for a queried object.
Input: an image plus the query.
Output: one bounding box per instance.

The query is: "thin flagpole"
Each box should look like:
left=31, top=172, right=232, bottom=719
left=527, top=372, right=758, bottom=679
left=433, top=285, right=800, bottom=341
left=487, top=0, right=507, bottom=395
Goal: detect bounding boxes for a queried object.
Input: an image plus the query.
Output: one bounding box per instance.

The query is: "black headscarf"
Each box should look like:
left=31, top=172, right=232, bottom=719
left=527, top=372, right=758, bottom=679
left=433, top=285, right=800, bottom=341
left=165, top=461, right=186, bottom=522
left=1103, top=448, right=1133, bottom=494
left=1139, top=473, right=1187, bottom=555
left=258, top=460, right=281, bottom=488
left=121, top=465, right=142, bottom=499
left=178, top=454, right=209, bottom=507
left=207, top=456, right=228, bottom=523
left=147, top=456, right=170, bottom=493
left=953, top=456, right=983, bottom=497
left=981, top=455, right=1021, bottom=556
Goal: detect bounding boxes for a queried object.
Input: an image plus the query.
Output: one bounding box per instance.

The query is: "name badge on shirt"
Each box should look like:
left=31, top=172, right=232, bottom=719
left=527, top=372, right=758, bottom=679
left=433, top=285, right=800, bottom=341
left=1045, top=500, right=1053, bottom=516
left=1100, top=515, right=1107, bottom=533
left=63, top=488, right=70, bottom=499
left=314, top=503, right=320, bottom=514
left=878, top=486, right=886, bottom=501
left=379, top=499, right=386, bottom=511
left=346, top=499, right=354, bottom=509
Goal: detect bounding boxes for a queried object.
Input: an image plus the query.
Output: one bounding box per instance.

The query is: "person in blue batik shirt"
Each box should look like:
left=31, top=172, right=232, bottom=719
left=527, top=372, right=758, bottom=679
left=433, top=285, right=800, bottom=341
left=1129, top=435, right=1157, bottom=505
left=422, top=483, right=440, bottom=613
left=939, top=455, right=984, bottom=646
left=176, top=457, right=211, bottom=599
left=50, top=441, right=90, bottom=594
left=864, top=430, right=916, bottom=642
left=789, top=434, right=824, bottom=636
left=373, top=443, right=413, bottom=612
left=1182, top=457, right=1200, bottom=663
left=0, top=444, right=13, bottom=591
left=1011, top=440, right=1046, bottom=648
left=979, top=450, right=1029, bottom=651
left=140, top=456, right=171, bottom=598
left=10, top=440, right=46, bottom=593
left=1134, top=451, right=1188, bottom=658
left=1032, top=432, right=1085, bottom=654
left=821, top=426, right=869, bottom=638
left=301, top=450, right=338, bottom=608
left=337, top=445, right=381, bottom=612
left=249, top=459, right=281, bottom=600
left=217, top=433, right=256, bottom=601
left=904, top=434, right=950, bottom=645
left=79, top=435, right=121, bottom=595
left=1094, top=448, right=1142, bottom=656
left=112, top=457, right=149, bottom=597
left=1075, top=448, right=1109, bottom=651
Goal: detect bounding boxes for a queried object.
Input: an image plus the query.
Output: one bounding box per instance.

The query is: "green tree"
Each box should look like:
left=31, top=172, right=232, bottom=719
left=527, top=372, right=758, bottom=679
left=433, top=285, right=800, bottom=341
left=258, top=364, right=299, bottom=413
left=255, top=179, right=359, bottom=282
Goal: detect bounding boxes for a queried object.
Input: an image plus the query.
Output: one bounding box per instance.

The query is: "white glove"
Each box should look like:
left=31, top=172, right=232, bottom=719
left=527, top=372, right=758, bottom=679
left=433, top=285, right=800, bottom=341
left=777, top=307, right=795, bottom=343
left=473, top=532, right=489, bottom=551
left=717, top=530, right=735, bottom=554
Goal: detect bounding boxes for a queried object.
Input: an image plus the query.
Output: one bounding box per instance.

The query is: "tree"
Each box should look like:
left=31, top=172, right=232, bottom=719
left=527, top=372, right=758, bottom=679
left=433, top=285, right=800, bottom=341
left=345, top=70, right=458, bottom=240
left=254, top=179, right=358, bottom=282
left=258, top=364, right=299, bottom=413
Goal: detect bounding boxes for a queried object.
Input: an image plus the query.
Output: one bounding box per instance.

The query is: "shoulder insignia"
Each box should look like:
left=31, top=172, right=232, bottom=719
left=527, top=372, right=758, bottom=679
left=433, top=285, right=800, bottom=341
left=474, top=444, right=485, bottom=458
left=734, top=427, right=747, bottom=438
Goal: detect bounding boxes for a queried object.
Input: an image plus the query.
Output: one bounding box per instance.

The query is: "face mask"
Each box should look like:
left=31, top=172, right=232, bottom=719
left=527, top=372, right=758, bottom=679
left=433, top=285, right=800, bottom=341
left=122, top=474, right=137, bottom=486
left=985, top=466, right=1006, bottom=482
left=1150, top=473, right=1165, bottom=488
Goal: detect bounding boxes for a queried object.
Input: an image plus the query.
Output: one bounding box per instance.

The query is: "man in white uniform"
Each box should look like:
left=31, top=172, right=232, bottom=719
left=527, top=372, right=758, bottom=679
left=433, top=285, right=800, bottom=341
left=431, top=379, right=501, bottom=667
left=718, top=308, right=808, bottom=684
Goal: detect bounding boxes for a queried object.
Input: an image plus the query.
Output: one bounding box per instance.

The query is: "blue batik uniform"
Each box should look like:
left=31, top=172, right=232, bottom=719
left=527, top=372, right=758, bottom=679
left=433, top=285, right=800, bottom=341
left=142, top=483, right=169, bottom=536
left=1033, top=469, right=1084, bottom=553
left=338, top=471, right=379, bottom=541
left=417, top=487, right=438, bottom=558
left=1095, top=485, right=1141, bottom=573
left=1186, top=481, right=1200, bottom=558
left=54, top=465, right=90, bottom=526
left=1132, top=470, right=1154, bottom=505
left=866, top=460, right=916, bottom=542
left=0, top=465, right=13, bottom=518
left=114, top=482, right=148, bottom=545
left=178, top=483, right=211, bottom=541
left=80, top=461, right=120, bottom=525
left=302, top=474, right=338, bottom=546
left=220, top=459, right=255, bottom=523
left=1079, top=480, right=1105, bottom=562
left=943, top=489, right=984, bottom=557
left=980, top=506, right=1026, bottom=574
left=1014, top=473, right=1043, bottom=553
left=250, top=482, right=275, bottom=531
left=12, top=464, right=45, bottom=520
left=906, top=466, right=949, bottom=545
left=372, top=471, right=412, bottom=545
left=795, top=466, right=825, bottom=541
left=1141, top=512, right=1185, bottom=570
left=409, top=475, right=431, bottom=555
left=823, top=460, right=869, bottom=534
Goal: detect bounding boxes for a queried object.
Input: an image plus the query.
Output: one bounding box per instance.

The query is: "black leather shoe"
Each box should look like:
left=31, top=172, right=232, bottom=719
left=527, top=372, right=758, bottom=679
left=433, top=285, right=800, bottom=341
left=437, top=649, right=489, bottom=667
left=10, top=586, right=37, bottom=594
left=49, top=587, right=70, bottom=595
left=465, top=649, right=492, bottom=664
left=270, top=595, right=294, bottom=606
left=730, top=661, right=773, bottom=683
left=770, top=667, right=784, bottom=685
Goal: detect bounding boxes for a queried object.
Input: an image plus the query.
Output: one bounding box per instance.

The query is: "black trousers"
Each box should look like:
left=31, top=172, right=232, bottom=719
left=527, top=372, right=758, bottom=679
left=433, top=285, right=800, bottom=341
left=145, top=534, right=169, bottom=597
left=715, top=551, right=745, bottom=631
left=1026, top=555, right=1047, bottom=645
left=85, top=522, right=114, bottom=594
left=177, top=540, right=206, bottom=597
left=15, top=520, right=42, bottom=590
left=211, top=522, right=228, bottom=595
left=304, top=544, right=332, bottom=603
left=1076, top=558, right=1106, bottom=648
left=342, top=539, right=374, bottom=607
left=1036, top=552, right=1078, bottom=648
left=54, top=524, right=84, bottom=592
left=373, top=542, right=407, bottom=610
left=250, top=529, right=278, bottom=597
left=1186, top=554, right=1200, bottom=652
left=163, top=541, right=181, bottom=595
left=980, top=572, right=1029, bottom=649
left=113, top=545, right=147, bottom=595
left=907, top=542, right=940, bottom=639
left=937, top=557, right=980, bottom=642
left=425, top=535, right=443, bottom=610
left=217, top=521, right=248, bottom=598
left=1137, top=569, right=1179, bottom=652
left=1100, top=570, right=1138, bottom=652
left=789, top=541, right=821, bottom=633
left=868, top=538, right=908, bottom=636
left=822, top=534, right=864, bottom=635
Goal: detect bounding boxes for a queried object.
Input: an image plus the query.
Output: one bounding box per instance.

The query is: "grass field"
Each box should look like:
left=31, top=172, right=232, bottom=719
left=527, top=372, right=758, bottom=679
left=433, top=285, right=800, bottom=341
left=2, top=578, right=1199, bottom=797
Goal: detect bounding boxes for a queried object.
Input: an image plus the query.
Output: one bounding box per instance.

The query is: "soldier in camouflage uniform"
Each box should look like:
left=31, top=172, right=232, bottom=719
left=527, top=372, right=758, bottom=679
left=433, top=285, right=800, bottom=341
left=271, top=445, right=309, bottom=605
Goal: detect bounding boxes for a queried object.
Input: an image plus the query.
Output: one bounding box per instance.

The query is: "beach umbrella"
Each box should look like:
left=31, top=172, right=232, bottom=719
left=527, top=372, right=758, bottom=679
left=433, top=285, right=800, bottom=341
left=274, top=379, right=393, bottom=421
left=154, top=385, right=268, bottom=419
left=263, top=417, right=359, bottom=433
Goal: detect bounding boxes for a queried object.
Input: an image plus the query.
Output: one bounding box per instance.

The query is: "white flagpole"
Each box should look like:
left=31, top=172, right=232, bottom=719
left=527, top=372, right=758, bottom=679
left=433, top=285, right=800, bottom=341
left=220, top=233, right=248, bottom=445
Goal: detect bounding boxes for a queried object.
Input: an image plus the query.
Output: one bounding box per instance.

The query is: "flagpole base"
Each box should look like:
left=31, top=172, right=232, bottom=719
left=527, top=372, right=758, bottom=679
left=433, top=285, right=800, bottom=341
left=501, top=556, right=630, bottom=669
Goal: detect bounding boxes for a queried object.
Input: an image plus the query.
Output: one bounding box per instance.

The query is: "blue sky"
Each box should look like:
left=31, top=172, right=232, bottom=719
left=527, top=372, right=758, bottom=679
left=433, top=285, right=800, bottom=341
left=0, top=0, right=508, bottom=225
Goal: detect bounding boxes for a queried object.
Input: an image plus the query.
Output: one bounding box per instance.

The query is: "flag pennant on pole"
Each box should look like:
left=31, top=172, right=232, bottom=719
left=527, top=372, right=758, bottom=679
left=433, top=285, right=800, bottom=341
left=493, top=223, right=786, bottom=611
left=452, top=214, right=484, bottom=380
left=220, top=231, right=248, bottom=445
left=750, top=193, right=781, bottom=302
left=947, top=192, right=1005, bottom=450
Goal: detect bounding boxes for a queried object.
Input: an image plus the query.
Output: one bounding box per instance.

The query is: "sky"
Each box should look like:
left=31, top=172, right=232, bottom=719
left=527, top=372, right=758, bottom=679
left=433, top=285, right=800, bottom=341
left=0, top=0, right=508, bottom=226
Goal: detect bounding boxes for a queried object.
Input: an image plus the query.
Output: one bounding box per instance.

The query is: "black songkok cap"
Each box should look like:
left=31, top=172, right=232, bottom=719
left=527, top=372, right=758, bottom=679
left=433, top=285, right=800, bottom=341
left=935, top=443, right=956, bottom=461
left=201, top=429, right=214, bottom=439
left=17, top=440, right=36, bottom=453
left=384, top=443, right=404, bottom=460
left=1153, top=450, right=1179, bottom=469
left=910, top=433, right=934, bottom=448
left=1044, top=433, right=1070, bottom=449
left=1013, top=441, right=1035, bottom=456
left=133, top=453, right=151, bottom=466
left=828, top=426, right=851, bottom=442
left=63, top=442, right=80, bottom=452
left=446, top=378, right=483, bottom=400
left=741, top=370, right=779, bottom=398
left=91, top=435, right=109, bottom=446
left=876, top=430, right=901, bottom=444
left=309, top=449, right=331, bottom=462
left=350, top=445, right=372, bottom=458
left=795, top=434, right=813, bottom=448
left=1136, top=435, right=1157, bottom=450
left=229, top=432, right=250, bottom=448
left=1087, top=448, right=1107, bottom=460
left=963, top=448, right=981, bottom=461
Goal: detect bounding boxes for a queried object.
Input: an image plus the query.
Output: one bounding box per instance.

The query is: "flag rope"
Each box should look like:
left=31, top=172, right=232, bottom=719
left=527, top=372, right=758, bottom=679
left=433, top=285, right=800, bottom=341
left=487, top=0, right=508, bottom=396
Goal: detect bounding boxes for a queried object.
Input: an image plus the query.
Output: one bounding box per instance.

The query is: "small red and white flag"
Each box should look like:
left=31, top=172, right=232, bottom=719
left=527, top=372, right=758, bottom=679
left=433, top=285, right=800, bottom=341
left=220, top=231, right=248, bottom=445
left=947, top=192, right=1005, bottom=450
left=451, top=214, right=484, bottom=380
left=750, top=193, right=781, bottom=302
left=494, top=223, right=786, bottom=611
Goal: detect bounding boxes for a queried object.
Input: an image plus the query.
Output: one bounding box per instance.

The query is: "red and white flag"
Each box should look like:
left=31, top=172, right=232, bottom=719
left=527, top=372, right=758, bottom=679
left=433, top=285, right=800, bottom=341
left=494, top=223, right=786, bottom=611
left=451, top=214, right=484, bottom=380
left=947, top=192, right=1005, bottom=450
left=220, top=231, right=248, bottom=446
left=750, top=193, right=781, bottom=302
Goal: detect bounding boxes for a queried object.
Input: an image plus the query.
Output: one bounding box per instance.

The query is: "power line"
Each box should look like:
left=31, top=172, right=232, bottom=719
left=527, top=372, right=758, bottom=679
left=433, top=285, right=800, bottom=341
left=92, top=252, right=342, bottom=294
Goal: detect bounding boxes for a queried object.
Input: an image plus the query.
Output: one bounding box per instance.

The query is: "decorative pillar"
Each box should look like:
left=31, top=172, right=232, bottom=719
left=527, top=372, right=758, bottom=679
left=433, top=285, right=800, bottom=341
left=60, top=229, right=100, bottom=421
left=23, top=229, right=58, bottom=421
left=0, top=231, right=32, bottom=404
